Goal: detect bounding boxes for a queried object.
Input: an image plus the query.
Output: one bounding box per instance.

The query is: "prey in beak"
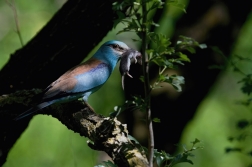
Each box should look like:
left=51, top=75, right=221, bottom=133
left=119, top=49, right=142, bottom=90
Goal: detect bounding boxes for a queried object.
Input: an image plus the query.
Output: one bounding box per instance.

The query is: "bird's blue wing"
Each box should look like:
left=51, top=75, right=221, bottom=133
left=42, top=62, right=111, bottom=102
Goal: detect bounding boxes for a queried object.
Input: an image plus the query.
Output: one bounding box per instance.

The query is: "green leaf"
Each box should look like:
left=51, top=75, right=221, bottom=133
left=113, top=11, right=126, bottom=28
left=131, top=18, right=140, bottom=28
left=154, top=138, right=203, bottom=167
left=211, top=46, right=226, bottom=57
left=157, top=74, right=185, bottom=92
left=165, top=47, right=175, bottom=55
left=171, top=75, right=185, bottom=92
left=171, top=59, right=184, bottom=65
left=152, top=57, right=175, bottom=68
left=154, top=150, right=172, bottom=167
left=176, top=36, right=207, bottom=53
left=128, top=135, right=140, bottom=144
left=146, top=49, right=154, bottom=54
left=191, top=138, right=201, bottom=145
left=155, top=154, right=164, bottom=167
left=149, top=0, right=165, bottom=11
left=178, top=52, right=191, bottom=62
left=154, top=151, right=165, bottom=167
left=199, top=43, right=207, bottom=49
left=165, top=75, right=185, bottom=92
left=167, top=0, right=186, bottom=13
left=153, top=117, right=161, bottom=123
left=124, top=95, right=147, bottom=112
left=182, top=144, right=188, bottom=152
left=132, top=96, right=145, bottom=107
left=152, top=58, right=165, bottom=67
left=157, top=74, right=168, bottom=82
left=148, top=33, right=172, bottom=51
left=168, top=153, right=193, bottom=167
left=139, top=75, right=145, bottom=82
left=185, top=46, right=196, bottom=54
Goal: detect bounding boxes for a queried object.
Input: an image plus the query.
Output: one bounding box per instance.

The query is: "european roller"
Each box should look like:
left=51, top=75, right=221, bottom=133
left=15, top=40, right=136, bottom=120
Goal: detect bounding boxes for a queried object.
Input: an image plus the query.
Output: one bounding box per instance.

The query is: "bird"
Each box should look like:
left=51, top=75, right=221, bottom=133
left=15, top=40, right=131, bottom=120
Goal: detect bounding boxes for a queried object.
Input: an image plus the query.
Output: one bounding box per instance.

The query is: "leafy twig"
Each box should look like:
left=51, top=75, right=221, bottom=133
left=112, top=1, right=206, bottom=166
left=141, top=1, right=154, bottom=166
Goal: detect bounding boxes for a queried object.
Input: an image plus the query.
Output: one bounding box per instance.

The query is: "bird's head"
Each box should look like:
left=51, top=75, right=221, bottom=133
left=93, top=41, right=130, bottom=70
left=103, top=40, right=130, bottom=57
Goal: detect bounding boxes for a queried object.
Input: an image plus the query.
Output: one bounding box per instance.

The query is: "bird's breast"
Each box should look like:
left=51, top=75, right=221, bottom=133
left=72, top=63, right=111, bottom=93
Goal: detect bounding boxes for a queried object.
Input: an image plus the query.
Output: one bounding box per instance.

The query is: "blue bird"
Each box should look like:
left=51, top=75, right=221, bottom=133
left=15, top=40, right=130, bottom=120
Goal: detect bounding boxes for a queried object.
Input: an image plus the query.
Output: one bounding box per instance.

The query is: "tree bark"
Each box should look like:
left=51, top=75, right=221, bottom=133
left=0, top=90, right=149, bottom=167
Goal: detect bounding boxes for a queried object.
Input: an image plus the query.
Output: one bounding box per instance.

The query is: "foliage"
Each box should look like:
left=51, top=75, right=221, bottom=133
left=96, top=137, right=203, bottom=167
left=113, top=0, right=206, bottom=93
left=111, top=0, right=205, bottom=166
left=154, top=138, right=203, bottom=167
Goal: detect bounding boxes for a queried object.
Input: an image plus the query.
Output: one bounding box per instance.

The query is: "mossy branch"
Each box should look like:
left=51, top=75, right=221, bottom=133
left=0, top=90, right=149, bottom=167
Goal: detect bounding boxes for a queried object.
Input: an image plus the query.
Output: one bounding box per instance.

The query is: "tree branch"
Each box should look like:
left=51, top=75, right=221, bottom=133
left=141, top=1, right=154, bottom=166
left=0, top=90, right=149, bottom=166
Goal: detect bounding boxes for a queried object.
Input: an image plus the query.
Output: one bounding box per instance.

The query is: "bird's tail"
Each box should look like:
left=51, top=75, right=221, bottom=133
left=14, top=101, right=53, bottom=121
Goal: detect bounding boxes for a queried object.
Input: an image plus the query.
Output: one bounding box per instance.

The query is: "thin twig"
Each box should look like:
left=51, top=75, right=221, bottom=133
left=5, top=0, right=24, bottom=46
left=141, top=0, right=154, bottom=166
left=160, top=66, right=167, bottom=75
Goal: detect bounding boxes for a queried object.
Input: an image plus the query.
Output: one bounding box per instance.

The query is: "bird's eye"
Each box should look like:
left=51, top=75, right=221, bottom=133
left=108, top=44, right=125, bottom=52
left=112, top=44, right=119, bottom=49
